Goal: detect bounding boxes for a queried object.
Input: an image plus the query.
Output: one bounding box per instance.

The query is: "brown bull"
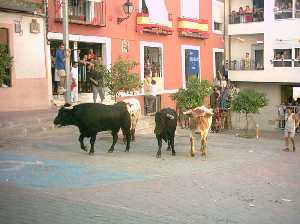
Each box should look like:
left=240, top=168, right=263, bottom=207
left=184, top=106, right=213, bottom=159
left=122, top=98, right=142, bottom=141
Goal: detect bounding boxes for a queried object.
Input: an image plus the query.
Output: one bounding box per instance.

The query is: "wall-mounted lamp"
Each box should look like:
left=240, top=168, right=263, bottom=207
left=117, top=0, right=134, bottom=24
left=14, top=20, right=23, bottom=36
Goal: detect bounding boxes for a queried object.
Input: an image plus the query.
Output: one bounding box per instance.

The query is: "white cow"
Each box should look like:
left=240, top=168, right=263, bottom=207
left=184, top=106, right=213, bottom=159
left=122, top=98, right=142, bottom=141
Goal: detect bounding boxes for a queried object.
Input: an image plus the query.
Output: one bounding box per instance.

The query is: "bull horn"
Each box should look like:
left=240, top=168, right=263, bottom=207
left=166, top=114, right=175, bottom=120
left=64, top=105, right=74, bottom=110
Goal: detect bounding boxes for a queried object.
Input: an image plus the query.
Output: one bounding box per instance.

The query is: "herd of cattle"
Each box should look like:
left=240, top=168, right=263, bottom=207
left=53, top=98, right=213, bottom=159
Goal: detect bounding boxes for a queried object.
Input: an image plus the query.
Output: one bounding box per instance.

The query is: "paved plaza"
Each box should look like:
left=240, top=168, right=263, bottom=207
left=0, top=125, right=300, bottom=224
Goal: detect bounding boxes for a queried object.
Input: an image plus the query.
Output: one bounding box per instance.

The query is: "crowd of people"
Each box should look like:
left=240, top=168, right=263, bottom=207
left=274, top=0, right=300, bottom=19
left=229, top=5, right=263, bottom=24
left=210, top=71, right=239, bottom=133
left=51, top=43, right=105, bottom=104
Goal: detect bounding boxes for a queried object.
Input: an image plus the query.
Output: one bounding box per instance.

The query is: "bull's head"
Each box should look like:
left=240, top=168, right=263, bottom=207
left=183, top=106, right=213, bottom=118
left=154, top=111, right=175, bottom=135
left=53, top=104, right=75, bottom=127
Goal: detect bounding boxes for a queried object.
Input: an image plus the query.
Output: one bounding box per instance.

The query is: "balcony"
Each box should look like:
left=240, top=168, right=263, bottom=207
left=55, top=0, right=106, bottom=27
left=229, top=59, right=264, bottom=71
left=229, top=9, right=264, bottom=24
left=136, top=12, right=173, bottom=35
left=177, top=17, right=209, bottom=39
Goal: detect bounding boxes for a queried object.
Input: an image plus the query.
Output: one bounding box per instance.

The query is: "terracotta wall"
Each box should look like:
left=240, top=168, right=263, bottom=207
left=48, top=0, right=224, bottom=110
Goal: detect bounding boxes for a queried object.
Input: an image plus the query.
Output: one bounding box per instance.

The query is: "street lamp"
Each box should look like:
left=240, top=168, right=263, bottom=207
left=117, top=0, right=134, bottom=24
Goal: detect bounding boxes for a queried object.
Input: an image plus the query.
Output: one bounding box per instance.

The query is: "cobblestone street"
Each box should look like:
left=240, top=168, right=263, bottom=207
left=0, top=126, right=300, bottom=224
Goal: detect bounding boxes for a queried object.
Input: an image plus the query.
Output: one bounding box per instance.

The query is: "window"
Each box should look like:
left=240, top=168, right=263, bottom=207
left=295, top=48, right=300, bottom=67
left=229, top=1, right=264, bottom=24
left=181, top=0, right=199, bottom=19
left=142, top=0, right=169, bottom=24
left=141, top=0, right=148, bottom=13
left=214, top=22, right=222, bottom=31
left=56, top=0, right=105, bottom=26
left=296, top=0, right=300, bottom=18
left=214, top=51, right=224, bottom=78
left=273, top=49, right=292, bottom=67
left=213, top=0, right=224, bottom=33
left=144, top=47, right=162, bottom=78
left=274, top=0, right=293, bottom=19
left=0, top=28, right=11, bottom=87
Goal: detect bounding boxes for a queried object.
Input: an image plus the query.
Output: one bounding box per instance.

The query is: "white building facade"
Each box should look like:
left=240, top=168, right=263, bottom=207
left=225, top=0, right=300, bottom=130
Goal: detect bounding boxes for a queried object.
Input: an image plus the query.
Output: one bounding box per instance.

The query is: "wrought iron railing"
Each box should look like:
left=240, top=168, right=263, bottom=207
left=228, top=59, right=264, bottom=70
left=55, top=0, right=106, bottom=27
left=229, top=8, right=264, bottom=24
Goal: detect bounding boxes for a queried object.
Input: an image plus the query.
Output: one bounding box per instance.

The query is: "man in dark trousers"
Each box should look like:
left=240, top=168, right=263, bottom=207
left=87, top=63, right=105, bottom=103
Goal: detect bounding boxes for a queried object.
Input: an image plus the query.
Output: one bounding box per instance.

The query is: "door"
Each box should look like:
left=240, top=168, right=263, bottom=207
left=185, top=49, right=199, bottom=83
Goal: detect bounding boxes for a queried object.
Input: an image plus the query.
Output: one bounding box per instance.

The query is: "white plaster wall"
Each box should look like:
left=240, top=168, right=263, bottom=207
left=231, top=82, right=281, bottom=131
left=0, top=13, right=46, bottom=79
left=228, top=22, right=265, bottom=35
left=226, top=0, right=300, bottom=83
left=230, top=34, right=263, bottom=59
left=264, top=0, right=300, bottom=72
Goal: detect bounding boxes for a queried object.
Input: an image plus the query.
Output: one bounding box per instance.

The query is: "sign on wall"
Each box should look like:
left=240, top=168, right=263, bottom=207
left=185, top=49, right=199, bottom=81
left=122, top=40, right=129, bottom=53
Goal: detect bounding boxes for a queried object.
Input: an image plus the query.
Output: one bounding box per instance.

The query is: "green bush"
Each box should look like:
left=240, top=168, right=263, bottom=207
left=94, top=58, right=142, bottom=101
left=0, top=44, right=13, bottom=87
left=171, top=77, right=212, bottom=110
left=231, top=89, right=268, bottom=131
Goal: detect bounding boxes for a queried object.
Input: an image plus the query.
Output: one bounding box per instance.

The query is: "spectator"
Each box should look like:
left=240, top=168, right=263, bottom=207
left=144, top=79, right=157, bottom=115
left=244, top=52, right=251, bottom=69
left=55, top=43, right=67, bottom=94
left=70, top=62, right=79, bottom=103
left=87, top=48, right=96, bottom=62
left=223, top=61, right=229, bottom=81
left=238, top=7, right=245, bottom=23
left=244, top=5, right=252, bottom=22
left=278, top=102, right=286, bottom=129
left=283, top=108, right=298, bottom=152
left=88, top=62, right=105, bottom=104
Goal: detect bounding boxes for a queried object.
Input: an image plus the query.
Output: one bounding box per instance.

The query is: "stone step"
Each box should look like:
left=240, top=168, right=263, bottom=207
left=0, top=115, right=155, bottom=139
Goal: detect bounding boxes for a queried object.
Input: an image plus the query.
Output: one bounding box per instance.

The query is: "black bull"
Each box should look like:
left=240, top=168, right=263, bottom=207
left=54, top=103, right=131, bottom=155
left=154, top=108, right=177, bottom=158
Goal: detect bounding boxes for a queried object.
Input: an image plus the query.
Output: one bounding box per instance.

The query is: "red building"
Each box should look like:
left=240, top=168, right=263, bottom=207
left=48, top=0, right=224, bottom=112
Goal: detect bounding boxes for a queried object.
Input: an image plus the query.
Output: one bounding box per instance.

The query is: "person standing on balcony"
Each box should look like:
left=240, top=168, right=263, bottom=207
left=245, top=5, right=252, bottom=22
left=283, top=108, right=298, bottom=152
left=238, top=7, right=245, bottom=23
left=244, top=52, right=251, bottom=70
left=223, top=61, right=229, bottom=81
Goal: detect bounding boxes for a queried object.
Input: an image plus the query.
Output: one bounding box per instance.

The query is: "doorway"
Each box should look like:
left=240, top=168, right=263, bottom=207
left=181, top=45, right=200, bottom=88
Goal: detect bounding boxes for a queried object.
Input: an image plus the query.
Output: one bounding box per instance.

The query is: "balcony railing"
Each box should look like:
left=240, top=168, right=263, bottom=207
left=229, top=8, right=264, bottom=24
left=55, top=0, right=106, bottom=27
left=272, top=59, right=300, bottom=67
left=228, top=60, right=264, bottom=70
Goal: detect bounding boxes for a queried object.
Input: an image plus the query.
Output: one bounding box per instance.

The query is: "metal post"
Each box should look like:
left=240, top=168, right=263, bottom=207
left=62, top=0, right=71, bottom=103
